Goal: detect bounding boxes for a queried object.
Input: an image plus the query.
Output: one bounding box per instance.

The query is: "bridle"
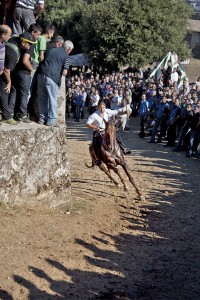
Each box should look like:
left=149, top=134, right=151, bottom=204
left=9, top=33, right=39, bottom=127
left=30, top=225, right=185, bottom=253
left=102, top=117, right=118, bottom=152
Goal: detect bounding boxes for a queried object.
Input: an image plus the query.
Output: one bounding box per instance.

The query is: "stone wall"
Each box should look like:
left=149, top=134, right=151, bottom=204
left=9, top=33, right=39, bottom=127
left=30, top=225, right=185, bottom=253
left=0, top=123, right=71, bottom=207
left=0, top=76, right=71, bottom=207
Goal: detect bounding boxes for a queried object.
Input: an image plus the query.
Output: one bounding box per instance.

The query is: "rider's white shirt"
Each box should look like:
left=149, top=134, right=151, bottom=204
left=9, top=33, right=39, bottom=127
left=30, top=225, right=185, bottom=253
left=86, top=109, right=118, bottom=130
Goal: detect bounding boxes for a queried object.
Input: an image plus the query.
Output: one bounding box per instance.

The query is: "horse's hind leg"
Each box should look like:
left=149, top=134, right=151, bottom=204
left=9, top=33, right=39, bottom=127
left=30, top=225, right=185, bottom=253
left=98, top=163, right=119, bottom=186
left=122, top=162, right=145, bottom=200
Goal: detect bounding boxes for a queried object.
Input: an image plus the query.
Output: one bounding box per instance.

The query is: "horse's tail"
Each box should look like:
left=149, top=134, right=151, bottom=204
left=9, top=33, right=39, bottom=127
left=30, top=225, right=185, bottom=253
left=84, top=160, right=95, bottom=168
left=85, top=143, right=96, bottom=168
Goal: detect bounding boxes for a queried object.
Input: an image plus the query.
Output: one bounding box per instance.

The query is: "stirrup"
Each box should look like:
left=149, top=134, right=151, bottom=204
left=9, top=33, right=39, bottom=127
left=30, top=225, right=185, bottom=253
left=123, top=148, right=132, bottom=155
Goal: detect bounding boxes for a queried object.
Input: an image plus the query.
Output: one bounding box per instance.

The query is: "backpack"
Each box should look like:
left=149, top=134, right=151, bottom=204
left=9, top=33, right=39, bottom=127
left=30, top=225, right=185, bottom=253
left=6, top=41, right=20, bottom=63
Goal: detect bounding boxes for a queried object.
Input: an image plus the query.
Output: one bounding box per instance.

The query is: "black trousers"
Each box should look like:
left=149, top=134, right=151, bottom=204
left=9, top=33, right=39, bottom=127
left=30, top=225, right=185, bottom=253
left=167, top=122, right=178, bottom=145
left=93, top=131, right=102, bottom=158
left=0, top=76, right=16, bottom=120
left=12, top=72, right=31, bottom=118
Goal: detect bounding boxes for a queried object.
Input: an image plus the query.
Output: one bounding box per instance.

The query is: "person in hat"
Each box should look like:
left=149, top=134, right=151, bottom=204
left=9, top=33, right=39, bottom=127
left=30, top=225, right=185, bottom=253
left=4, top=31, right=37, bottom=123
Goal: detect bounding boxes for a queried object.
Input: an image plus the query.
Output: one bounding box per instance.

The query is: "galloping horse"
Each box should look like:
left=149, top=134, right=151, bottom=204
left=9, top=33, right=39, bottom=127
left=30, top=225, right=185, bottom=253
left=86, top=117, right=145, bottom=200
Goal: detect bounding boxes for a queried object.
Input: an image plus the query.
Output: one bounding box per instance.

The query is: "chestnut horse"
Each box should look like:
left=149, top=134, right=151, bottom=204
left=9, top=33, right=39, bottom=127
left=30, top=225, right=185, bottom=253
left=86, top=118, right=144, bottom=200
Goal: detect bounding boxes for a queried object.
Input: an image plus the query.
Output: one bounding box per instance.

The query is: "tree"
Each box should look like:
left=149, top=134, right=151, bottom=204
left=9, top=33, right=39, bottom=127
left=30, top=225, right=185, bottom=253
left=78, top=0, right=192, bottom=69
left=41, top=1, right=85, bottom=35
left=40, top=0, right=192, bottom=69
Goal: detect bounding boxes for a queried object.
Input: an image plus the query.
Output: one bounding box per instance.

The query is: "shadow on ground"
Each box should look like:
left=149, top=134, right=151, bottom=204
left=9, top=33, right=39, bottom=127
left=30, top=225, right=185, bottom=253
left=10, top=117, right=200, bottom=300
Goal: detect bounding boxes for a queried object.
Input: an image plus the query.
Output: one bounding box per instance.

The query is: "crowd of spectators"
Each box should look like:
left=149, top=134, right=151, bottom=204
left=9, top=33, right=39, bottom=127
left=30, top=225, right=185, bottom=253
left=0, top=0, right=199, bottom=159
left=65, top=67, right=200, bottom=159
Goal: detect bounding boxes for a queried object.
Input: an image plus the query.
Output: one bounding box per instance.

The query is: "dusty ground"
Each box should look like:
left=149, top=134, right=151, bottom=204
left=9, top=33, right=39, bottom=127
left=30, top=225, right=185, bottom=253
left=0, top=59, right=200, bottom=300
left=0, top=115, right=200, bottom=300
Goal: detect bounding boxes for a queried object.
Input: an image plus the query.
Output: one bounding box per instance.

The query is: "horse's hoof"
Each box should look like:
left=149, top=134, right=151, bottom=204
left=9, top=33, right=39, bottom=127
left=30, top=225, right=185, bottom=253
left=139, top=195, right=145, bottom=201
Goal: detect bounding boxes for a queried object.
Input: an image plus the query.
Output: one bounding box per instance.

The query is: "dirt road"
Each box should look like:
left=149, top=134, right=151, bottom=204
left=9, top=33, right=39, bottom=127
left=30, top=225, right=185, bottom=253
left=0, top=115, right=199, bottom=300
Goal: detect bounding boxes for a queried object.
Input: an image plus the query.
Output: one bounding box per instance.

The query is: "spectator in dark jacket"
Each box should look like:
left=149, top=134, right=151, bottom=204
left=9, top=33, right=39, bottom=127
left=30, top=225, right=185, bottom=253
left=37, top=40, right=74, bottom=126
left=75, top=89, right=84, bottom=122
left=173, top=104, right=193, bottom=152
left=186, top=106, right=200, bottom=157
left=138, top=93, right=148, bottom=138
left=165, top=98, right=181, bottom=146
left=149, top=96, right=170, bottom=143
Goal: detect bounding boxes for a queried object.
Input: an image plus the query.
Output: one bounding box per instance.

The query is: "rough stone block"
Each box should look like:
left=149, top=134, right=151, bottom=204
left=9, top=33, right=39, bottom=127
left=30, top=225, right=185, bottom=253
left=57, top=77, right=66, bottom=124
left=0, top=123, right=71, bottom=207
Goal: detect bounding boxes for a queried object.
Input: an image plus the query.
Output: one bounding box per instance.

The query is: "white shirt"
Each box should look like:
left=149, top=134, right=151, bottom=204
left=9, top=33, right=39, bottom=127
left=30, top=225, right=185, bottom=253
left=86, top=109, right=118, bottom=130
left=117, top=104, right=132, bottom=119
left=91, top=93, right=100, bottom=107
left=16, top=0, right=44, bottom=10
left=82, top=91, right=87, bottom=102
left=171, top=71, right=179, bottom=83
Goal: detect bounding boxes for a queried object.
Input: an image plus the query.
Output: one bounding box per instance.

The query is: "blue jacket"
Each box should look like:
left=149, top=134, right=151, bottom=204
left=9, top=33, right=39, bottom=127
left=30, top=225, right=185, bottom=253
left=168, top=105, right=181, bottom=125
left=139, top=100, right=149, bottom=117
left=148, top=97, right=156, bottom=111
left=76, top=94, right=84, bottom=106
left=38, top=47, right=68, bottom=86
left=156, top=102, right=169, bottom=119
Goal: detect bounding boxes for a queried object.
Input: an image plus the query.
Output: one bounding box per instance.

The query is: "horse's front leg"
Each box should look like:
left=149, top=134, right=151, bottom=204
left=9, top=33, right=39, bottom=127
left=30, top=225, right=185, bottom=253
left=98, top=163, right=119, bottom=186
left=122, top=162, right=145, bottom=200
left=107, top=163, right=128, bottom=191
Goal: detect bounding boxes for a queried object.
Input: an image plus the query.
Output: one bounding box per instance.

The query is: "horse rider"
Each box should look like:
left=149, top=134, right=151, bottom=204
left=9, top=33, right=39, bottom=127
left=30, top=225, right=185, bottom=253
left=86, top=100, right=132, bottom=165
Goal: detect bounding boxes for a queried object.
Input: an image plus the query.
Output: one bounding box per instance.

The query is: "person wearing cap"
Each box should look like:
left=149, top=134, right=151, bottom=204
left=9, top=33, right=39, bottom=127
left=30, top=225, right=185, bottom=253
left=13, top=0, right=45, bottom=35
left=37, top=40, right=74, bottom=126
left=1, top=31, right=34, bottom=123
left=5, top=31, right=37, bottom=123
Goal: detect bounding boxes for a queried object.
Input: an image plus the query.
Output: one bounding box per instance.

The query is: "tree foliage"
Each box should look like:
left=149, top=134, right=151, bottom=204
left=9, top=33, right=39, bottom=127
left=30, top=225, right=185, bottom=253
left=41, top=1, right=83, bottom=35
left=78, top=0, right=192, bottom=69
left=42, top=0, right=192, bottom=68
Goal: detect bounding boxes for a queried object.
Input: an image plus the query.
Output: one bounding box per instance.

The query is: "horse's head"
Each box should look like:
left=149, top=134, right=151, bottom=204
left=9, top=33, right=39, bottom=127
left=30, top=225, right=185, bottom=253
left=103, top=116, right=117, bottom=152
